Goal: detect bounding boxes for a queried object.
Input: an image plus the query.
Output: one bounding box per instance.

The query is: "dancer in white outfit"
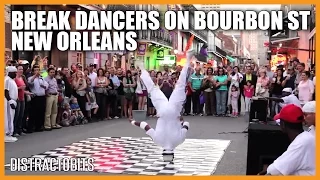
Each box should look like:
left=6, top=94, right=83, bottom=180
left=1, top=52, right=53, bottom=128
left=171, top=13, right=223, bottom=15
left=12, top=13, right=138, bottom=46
left=129, top=49, right=194, bottom=162
left=5, top=66, right=19, bottom=143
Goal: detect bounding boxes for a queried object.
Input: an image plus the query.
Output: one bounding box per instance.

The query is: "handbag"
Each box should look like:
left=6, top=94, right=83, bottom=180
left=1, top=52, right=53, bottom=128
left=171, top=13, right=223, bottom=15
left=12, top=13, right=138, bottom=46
left=95, top=87, right=108, bottom=95
left=108, top=89, right=118, bottom=96
left=124, top=88, right=133, bottom=100
left=200, top=93, right=205, bottom=104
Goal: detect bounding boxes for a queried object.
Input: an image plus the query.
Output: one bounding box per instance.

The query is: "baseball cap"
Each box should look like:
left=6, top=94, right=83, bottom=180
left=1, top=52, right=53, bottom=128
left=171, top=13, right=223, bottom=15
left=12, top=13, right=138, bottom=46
left=277, top=104, right=304, bottom=123
left=282, top=88, right=293, bottom=93
left=302, top=101, right=316, bottom=113
left=19, top=60, right=29, bottom=65
left=273, top=114, right=280, bottom=121
left=89, top=63, right=94, bottom=67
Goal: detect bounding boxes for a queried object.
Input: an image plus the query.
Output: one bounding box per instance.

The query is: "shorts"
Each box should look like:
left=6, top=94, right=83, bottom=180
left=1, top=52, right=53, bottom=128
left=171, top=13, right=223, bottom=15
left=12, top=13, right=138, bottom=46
left=86, top=102, right=99, bottom=111
left=137, top=90, right=148, bottom=97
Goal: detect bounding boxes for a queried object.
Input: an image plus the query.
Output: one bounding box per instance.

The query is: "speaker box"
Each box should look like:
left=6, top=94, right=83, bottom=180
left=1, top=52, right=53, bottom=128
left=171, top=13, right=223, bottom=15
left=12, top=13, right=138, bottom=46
left=249, top=99, right=268, bottom=122
left=246, top=123, right=291, bottom=175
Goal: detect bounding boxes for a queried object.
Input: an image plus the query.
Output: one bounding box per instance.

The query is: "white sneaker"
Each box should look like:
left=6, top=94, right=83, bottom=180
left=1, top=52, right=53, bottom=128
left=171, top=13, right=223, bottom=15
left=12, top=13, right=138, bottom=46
left=114, top=116, right=119, bottom=119
left=5, top=136, right=17, bottom=143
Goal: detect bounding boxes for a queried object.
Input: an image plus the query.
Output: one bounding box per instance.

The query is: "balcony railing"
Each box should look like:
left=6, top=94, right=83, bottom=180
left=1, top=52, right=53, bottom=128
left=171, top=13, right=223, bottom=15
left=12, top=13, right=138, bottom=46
left=105, top=5, right=135, bottom=11
left=150, top=29, right=172, bottom=47
left=138, top=30, right=173, bottom=48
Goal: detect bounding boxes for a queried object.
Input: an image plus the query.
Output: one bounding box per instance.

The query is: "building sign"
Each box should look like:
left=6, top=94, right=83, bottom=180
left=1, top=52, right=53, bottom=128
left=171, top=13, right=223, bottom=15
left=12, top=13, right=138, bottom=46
left=137, top=43, right=147, bottom=56
left=159, top=55, right=176, bottom=65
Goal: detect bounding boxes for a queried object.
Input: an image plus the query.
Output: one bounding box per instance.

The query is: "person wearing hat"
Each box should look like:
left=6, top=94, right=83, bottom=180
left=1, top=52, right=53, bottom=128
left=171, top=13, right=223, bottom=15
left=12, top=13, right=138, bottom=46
left=88, top=63, right=97, bottom=87
left=302, top=101, right=315, bottom=137
left=282, top=66, right=296, bottom=91
left=128, top=49, right=193, bottom=162
left=262, top=104, right=315, bottom=175
left=267, top=87, right=301, bottom=112
left=5, top=66, right=19, bottom=142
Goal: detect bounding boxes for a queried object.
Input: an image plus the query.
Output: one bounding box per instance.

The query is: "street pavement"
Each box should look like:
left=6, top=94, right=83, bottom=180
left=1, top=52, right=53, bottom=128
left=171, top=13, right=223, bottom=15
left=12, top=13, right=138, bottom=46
left=5, top=115, right=249, bottom=175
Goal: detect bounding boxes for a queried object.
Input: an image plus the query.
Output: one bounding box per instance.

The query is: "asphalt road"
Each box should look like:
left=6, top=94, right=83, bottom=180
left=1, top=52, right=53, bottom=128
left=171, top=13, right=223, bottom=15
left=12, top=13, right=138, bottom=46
left=5, top=115, right=249, bottom=175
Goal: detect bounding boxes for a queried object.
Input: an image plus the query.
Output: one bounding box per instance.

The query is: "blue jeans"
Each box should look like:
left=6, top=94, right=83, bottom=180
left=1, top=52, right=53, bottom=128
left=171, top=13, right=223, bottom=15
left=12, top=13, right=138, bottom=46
left=216, top=90, right=227, bottom=115
left=13, top=100, right=25, bottom=134
left=270, top=94, right=281, bottom=117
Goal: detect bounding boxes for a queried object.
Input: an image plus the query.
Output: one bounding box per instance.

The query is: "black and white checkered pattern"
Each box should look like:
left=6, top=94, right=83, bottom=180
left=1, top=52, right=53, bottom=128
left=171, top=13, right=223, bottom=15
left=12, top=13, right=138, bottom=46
left=6, top=137, right=231, bottom=175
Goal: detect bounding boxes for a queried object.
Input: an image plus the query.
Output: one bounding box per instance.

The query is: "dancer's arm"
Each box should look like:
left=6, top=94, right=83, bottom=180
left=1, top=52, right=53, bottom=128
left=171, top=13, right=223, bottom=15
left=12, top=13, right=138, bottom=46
left=129, top=119, right=152, bottom=132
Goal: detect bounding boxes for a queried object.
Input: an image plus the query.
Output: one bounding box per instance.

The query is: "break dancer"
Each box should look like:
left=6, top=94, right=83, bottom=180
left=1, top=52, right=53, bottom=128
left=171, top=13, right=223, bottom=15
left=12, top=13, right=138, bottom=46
left=129, top=49, right=194, bottom=162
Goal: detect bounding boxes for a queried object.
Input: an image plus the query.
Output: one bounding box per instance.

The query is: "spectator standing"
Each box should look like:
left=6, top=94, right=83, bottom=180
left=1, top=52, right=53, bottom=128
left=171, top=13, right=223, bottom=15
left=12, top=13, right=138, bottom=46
left=109, top=68, right=120, bottom=118
left=297, top=71, right=314, bottom=104
left=214, top=67, right=228, bottom=116
left=44, top=68, right=61, bottom=130
left=189, top=67, right=204, bottom=115
left=202, top=67, right=216, bottom=116
left=28, top=65, right=48, bottom=133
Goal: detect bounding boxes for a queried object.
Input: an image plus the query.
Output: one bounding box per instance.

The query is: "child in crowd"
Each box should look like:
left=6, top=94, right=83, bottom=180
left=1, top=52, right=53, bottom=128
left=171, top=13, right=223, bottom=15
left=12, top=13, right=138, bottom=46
left=244, top=80, right=255, bottom=112
left=85, top=78, right=99, bottom=121
left=70, top=97, right=87, bottom=124
left=230, top=85, right=240, bottom=117
left=61, top=103, right=77, bottom=126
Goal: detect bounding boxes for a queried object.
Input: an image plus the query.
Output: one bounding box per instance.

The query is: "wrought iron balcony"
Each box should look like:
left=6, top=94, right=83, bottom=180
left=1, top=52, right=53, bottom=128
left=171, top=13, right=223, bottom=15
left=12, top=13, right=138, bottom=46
left=137, top=29, right=173, bottom=48
left=150, top=29, right=173, bottom=47
left=179, top=4, right=208, bottom=43
left=105, top=5, right=135, bottom=11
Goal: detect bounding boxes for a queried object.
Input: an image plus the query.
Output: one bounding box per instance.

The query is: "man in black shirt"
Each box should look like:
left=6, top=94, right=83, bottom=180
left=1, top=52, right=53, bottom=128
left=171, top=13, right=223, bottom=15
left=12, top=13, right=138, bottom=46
left=282, top=66, right=296, bottom=91
left=117, top=68, right=125, bottom=118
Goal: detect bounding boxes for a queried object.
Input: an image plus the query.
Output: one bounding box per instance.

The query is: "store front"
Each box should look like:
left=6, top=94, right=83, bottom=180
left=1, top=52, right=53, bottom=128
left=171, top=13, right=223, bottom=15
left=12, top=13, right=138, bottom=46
left=136, top=42, right=172, bottom=70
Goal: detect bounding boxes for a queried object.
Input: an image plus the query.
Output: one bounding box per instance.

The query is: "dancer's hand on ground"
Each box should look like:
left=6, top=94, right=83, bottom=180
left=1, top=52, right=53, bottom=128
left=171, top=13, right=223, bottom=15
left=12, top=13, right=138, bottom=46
left=10, top=104, right=16, bottom=109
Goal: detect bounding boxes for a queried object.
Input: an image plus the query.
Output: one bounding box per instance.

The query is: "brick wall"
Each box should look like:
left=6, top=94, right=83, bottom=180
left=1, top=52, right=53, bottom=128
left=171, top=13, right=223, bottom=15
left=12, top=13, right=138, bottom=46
left=5, top=5, right=11, bottom=55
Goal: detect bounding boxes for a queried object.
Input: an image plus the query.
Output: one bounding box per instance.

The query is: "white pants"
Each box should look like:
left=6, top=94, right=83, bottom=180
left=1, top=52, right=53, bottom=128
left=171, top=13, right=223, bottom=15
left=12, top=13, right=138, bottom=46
left=231, top=99, right=238, bottom=114
left=5, top=100, right=15, bottom=136
left=245, top=97, right=252, bottom=112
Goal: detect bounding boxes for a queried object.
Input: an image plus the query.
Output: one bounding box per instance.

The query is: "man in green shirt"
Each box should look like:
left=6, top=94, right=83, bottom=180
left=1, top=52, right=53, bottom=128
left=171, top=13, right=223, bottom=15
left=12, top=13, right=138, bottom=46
left=189, top=67, right=204, bottom=115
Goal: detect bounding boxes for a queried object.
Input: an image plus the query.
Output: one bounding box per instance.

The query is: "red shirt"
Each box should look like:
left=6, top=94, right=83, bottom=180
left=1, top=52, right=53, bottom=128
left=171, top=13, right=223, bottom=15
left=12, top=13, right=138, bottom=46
left=15, top=77, right=25, bottom=101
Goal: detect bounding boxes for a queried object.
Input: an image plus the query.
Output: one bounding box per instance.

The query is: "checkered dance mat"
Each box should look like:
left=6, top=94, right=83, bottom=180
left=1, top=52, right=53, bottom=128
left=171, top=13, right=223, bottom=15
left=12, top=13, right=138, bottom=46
left=6, top=137, right=231, bottom=175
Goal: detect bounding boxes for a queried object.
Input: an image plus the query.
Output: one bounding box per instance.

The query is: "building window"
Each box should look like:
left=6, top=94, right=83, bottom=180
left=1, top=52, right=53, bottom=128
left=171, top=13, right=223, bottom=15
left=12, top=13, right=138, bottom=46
left=309, top=34, right=315, bottom=65
left=76, top=52, right=83, bottom=66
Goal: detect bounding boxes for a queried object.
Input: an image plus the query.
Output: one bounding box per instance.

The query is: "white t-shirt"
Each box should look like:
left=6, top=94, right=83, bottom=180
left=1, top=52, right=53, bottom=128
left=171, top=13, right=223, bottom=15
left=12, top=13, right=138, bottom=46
left=283, top=71, right=288, bottom=77
left=88, top=72, right=97, bottom=87
left=229, top=73, right=243, bottom=87
left=313, top=76, right=316, bottom=86
left=5, top=76, right=18, bottom=101
left=280, top=94, right=302, bottom=108
left=267, top=131, right=315, bottom=175
left=308, top=125, right=315, bottom=137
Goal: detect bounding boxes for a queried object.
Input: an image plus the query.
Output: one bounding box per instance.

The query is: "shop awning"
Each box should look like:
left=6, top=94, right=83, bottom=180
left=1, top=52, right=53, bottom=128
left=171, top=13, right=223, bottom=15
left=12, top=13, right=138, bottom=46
left=270, top=36, right=300, bottom=44
left=212, top=51, right=225, bottom=59
left=216, top=46, right=227, bottom=57
left=226, top=55, right=236, bottom=63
